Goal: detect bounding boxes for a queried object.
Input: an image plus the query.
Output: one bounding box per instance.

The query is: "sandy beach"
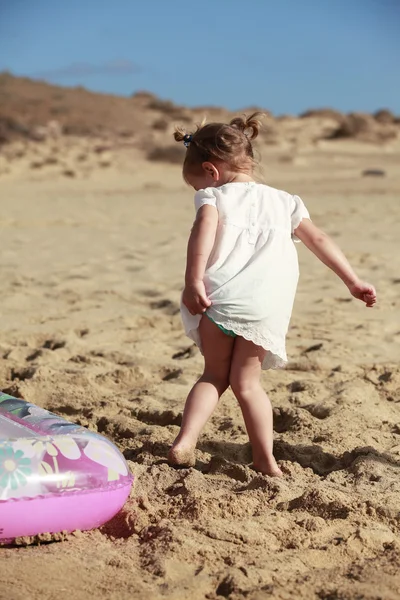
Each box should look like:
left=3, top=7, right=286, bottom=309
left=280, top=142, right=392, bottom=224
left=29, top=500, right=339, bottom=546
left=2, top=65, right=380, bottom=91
left=1, top=93, right=400, bottom=599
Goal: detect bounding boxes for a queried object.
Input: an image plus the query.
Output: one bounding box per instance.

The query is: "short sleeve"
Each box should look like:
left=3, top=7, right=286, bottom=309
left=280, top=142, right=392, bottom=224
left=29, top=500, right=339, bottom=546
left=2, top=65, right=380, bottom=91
left=194, top=188, right=217, bottom=212
left=291, top=194, right=311, bottom=242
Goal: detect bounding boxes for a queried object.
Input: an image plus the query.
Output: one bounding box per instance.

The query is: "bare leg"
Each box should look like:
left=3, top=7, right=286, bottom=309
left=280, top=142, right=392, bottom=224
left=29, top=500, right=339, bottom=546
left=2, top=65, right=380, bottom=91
left=229, top=339, right=282, bottom=477
left=168, top=317, right=235, bottom=467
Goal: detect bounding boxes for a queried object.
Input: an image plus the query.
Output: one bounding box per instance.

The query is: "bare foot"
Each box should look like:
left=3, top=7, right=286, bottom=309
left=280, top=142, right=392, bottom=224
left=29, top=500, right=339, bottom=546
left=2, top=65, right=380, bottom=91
left=168, top=444, right=196, bottom=468
left=252, top=456, right=283, bottom=477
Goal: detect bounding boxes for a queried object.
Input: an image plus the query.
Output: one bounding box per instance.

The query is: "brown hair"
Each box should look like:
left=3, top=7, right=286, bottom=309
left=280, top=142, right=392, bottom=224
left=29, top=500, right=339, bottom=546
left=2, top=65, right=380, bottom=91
left=174, top=112, right=262, bottom=181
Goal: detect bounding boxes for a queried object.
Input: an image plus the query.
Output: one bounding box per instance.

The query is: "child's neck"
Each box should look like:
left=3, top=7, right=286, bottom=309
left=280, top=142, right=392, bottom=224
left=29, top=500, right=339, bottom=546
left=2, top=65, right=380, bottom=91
left=221, top=171, right=255, bottom=185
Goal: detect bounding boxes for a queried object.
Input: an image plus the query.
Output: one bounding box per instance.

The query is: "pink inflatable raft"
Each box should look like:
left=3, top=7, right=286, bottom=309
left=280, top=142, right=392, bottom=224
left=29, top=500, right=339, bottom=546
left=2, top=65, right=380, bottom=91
left=0, top=392, right=133, bottom=541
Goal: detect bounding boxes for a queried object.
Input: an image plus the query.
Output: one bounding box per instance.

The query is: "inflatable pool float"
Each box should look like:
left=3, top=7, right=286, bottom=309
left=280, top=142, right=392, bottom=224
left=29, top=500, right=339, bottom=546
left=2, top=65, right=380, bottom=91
left=0, top=392, right=133, bottom=541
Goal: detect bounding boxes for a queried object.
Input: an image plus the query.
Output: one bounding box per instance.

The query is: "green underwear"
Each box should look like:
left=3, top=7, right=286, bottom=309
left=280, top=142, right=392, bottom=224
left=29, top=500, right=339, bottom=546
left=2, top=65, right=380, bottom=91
left=206, top=313, right=237, bottom=338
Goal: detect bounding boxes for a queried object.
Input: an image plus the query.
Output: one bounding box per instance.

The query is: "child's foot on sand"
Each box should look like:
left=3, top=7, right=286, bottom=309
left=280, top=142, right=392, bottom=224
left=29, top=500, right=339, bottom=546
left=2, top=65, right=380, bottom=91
left=168, top=444, right=196, bottom=467
left=252, top=456, right=283, bottom=477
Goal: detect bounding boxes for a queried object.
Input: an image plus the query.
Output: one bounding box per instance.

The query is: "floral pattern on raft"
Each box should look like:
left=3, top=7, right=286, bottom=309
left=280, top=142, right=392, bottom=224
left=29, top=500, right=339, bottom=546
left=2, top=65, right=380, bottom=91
left=0, top=393, right=131, bottom=502
left=0, top=447, right=32, bottom=490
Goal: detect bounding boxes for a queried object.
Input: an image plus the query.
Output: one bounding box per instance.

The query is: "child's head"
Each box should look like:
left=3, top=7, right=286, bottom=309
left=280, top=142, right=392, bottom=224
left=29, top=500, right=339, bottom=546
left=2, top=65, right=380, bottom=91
left=174, top=113, right=262, bottom=190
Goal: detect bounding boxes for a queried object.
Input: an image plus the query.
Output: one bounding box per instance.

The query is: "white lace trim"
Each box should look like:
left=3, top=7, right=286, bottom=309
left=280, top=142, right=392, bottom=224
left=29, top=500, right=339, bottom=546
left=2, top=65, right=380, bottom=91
left=217, top=318, right=287, bottom=370
left=188, top=318, right=287, bottom=371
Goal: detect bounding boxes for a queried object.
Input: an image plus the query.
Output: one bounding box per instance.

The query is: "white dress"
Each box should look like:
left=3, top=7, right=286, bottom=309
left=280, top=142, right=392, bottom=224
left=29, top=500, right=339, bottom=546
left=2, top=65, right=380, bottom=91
left=181, top=182, right=310, bottom=369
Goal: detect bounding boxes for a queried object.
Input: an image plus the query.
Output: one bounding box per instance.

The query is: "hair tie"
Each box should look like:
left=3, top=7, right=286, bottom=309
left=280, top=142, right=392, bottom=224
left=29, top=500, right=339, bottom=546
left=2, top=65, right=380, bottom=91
left=183, top=134, right=192, bottom=147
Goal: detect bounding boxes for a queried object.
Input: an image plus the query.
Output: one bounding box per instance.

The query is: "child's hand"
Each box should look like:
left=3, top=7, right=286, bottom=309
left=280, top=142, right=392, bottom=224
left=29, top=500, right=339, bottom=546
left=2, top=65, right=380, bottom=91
left=348, top=280, right=377, bottom=307
left=183, top=280, right=211, bottom=315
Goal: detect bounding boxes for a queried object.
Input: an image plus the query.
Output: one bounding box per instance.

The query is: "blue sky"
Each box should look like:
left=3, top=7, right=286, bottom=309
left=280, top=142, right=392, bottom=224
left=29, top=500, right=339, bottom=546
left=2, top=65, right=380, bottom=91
left=0, top=0, right=399, bottom=115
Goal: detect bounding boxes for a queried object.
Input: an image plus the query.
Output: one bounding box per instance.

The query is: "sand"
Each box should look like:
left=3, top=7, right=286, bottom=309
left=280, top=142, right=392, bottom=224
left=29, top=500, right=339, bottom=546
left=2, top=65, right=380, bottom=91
left=1, top=137, right=400, bottom=600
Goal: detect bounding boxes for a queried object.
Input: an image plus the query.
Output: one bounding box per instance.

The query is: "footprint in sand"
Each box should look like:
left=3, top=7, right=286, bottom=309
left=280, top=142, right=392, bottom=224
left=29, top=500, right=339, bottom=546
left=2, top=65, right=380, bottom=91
left=10, top=366, right=37, bottom=381
left=303, top=403, right=333, bottom=419
left=132, top=407, right=182, bottom=427
left=42, top=338, right=66, bottom=350
left=273, top=407, right=302, bottom=433
left=172, top=345, right=197, bottom=360
left=150, top=299, right=180, bottom=316
left=161, top=368, right=183, bottom=381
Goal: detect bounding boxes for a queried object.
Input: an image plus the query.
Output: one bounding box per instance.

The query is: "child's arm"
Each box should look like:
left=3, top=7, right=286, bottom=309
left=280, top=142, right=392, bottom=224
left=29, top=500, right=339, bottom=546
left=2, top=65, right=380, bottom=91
left=294, top=219, right=377, bottom=307
left=183, top=205, right=218, bottom=315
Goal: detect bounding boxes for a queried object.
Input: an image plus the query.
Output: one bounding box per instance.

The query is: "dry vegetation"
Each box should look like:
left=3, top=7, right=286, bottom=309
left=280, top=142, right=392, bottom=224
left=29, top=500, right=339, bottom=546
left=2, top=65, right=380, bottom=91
left=0, top=72, right=399, bottom=157
left=0, top=73, right=399, bottom=182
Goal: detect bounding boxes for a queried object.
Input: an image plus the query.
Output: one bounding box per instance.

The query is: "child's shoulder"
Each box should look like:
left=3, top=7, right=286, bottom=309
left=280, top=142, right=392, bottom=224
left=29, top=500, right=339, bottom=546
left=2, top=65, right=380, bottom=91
left=194, top=187, right=218, bottom=211
left=201, top=182, right=286, bottom=196
left=196, top=183, right=296, bottom=204
left=195, top=187, right=216, bottom=198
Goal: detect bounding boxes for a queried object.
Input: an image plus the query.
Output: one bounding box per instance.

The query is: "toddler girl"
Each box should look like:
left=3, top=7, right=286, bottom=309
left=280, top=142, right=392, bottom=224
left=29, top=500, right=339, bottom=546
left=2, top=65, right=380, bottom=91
left=168, top=113, right=376, bottom=476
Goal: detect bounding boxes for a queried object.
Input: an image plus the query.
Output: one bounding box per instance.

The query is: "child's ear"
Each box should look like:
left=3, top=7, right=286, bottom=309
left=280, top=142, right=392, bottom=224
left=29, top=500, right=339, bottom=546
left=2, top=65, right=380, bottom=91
left=202, top=161, right=219, bottom=181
